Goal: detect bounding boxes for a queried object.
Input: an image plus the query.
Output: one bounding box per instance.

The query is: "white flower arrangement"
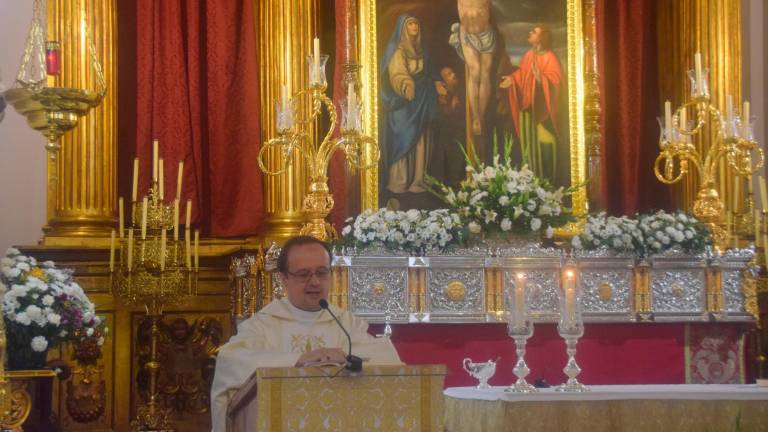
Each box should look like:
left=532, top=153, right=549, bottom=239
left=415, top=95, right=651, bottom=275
left=428, top=155, right=575, bottom=237
left=1, top=248, right=106, bottom=358
left=572, top=211, right=711, bottom=256
left=340, top=208, right=464, bottom=255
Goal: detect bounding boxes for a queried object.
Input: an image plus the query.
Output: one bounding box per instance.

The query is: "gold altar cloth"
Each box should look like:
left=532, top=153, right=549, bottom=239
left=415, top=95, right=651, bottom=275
left=444, top=388, right=768, bottom=432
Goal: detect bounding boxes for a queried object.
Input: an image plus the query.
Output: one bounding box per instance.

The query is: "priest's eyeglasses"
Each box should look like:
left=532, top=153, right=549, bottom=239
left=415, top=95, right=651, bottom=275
left=286, top=268, right=332, bottom=282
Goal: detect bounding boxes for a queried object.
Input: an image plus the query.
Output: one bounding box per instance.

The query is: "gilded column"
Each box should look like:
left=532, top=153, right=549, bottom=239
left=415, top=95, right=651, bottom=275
left=257, top=0, right=318, bottom=242
left=657, top=0, right=742, bottom=211
left=582, top=0, right=601, bottom=212
left=45, top=0, right=117, bottom=245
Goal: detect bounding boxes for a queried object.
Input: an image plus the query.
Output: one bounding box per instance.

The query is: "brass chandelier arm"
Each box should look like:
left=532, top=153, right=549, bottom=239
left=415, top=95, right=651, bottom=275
left=654, top=151, right=701, bottom=185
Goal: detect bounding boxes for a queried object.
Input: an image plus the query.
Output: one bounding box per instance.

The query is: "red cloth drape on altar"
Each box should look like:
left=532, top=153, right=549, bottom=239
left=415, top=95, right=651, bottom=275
left=129, top=0, right=264, bottom=237
left=597, top=0, right=672, bottom=215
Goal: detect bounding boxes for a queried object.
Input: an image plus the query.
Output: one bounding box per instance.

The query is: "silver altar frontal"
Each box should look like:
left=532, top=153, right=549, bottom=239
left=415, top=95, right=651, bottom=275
left=231, top=244, right=758, bottom=325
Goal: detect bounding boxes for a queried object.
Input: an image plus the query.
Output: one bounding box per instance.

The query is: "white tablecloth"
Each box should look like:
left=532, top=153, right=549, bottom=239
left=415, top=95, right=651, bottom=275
left=444, top=384, right=768, bottom=402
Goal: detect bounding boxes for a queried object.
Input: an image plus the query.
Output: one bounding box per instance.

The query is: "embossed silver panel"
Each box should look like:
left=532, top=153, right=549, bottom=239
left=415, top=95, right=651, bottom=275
left=650, top=270, right=706, bottom=313
left=580, top=270, right=632, bottom=314
left=426, top=269, right=484, bottom=313
left=721, top=270, right=745, bottom=313
left=348, top=256, right=409, bottom=318
left=503, top=269, right=560, bottom=319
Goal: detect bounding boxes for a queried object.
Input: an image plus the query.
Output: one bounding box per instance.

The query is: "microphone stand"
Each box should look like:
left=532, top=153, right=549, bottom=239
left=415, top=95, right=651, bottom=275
left=319, top=299, right=363, bottom=372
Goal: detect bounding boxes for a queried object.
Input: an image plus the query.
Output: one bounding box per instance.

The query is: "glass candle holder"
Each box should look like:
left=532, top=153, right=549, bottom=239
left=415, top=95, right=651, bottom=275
left=656, top=117, right=672, bottom=148
left=275, top=99, right=294, bottom=133
left=341, top=98, right=363, bottom=133
left=307, top=54, right=329, bottom=88
left=504, top=272, right=537, bottom=393
left=687, top=68, right=710, bottom=99
left=46, top=41, right=61, bottom=76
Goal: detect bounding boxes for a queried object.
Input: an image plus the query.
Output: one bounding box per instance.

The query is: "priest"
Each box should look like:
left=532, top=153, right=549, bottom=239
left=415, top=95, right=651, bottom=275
left=210, top=236, right=402, bottom=431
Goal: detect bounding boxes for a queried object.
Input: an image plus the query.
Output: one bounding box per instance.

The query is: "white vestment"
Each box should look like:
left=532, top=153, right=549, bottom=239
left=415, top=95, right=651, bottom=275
left=210, top=298, right=402, bottom=431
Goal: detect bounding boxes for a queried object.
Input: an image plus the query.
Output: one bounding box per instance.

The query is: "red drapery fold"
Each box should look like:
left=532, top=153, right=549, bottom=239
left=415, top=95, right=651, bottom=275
left=329, top=0, right=350, bottom=229
left=597, top=0, right=672, bottom=215
left=133, top=0, right=264, bottom=237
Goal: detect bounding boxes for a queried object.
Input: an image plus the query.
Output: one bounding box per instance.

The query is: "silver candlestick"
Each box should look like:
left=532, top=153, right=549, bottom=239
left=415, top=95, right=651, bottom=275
left=556, top=269, right=589, bottom=392
left=505, top=273, right=537, bottom=393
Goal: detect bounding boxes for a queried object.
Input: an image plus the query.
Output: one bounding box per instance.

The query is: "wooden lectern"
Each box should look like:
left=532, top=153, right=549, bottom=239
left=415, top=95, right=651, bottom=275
left=226, top=364, right=446, bottom=432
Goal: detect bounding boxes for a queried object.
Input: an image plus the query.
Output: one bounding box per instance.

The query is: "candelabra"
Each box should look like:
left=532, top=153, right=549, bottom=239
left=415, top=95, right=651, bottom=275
left=3, top=0, right=105, bottom=188
left=556, top=269, right=589, bottom=392
left=110, top=143, right=199, bottom=432
left=257, top=40, right=380, bottom=240
left=654, top=53, right=763, bottom=250
left=505, top=273, right=537, bottom=393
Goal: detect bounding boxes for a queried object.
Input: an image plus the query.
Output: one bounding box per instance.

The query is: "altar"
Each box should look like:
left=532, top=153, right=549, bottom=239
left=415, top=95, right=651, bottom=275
left=442, top=385, right=768, bottom=431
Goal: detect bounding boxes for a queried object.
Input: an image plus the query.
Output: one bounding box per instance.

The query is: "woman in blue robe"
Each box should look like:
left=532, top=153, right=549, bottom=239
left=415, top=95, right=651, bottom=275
left=380, top=14, right=441, bottom=194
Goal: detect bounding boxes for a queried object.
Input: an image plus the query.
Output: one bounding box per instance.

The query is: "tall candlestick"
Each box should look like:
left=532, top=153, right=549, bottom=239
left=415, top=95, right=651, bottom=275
left=159, top=159, right=165, bottom=200
left=564, top=270, right=576, bottom=324
left=514, top=273, right=526, bottom=327
left=109, top=229, right=115, bottom=272
left=186, top=229, right=191, bottom=268
left=185, top=199, right=192, bottom=227
left=118, top=197, right=125, bottom=239
left=743, top=101, right=751, bottom=139
left=313, top=37, right=321, bottom=80
left=194, top=230, right=200, bottom=271
left=141, top=197, right=148, bottom=239
left=160, top=230, right=167, bottom=272
left=760, top=176, right=768, bottom=210
left=664, top=101, right=672, bottom=139
left=176, top=161, right=184, bottom=201
left=173, top=200, right=180, bottom=241
left=152, top=140, right=159, bottom=181
left=694, top=52, right=703, bottom=93
left=127, top=229, right=134, bottom=269
left=132, top=158, right=139, bottom=202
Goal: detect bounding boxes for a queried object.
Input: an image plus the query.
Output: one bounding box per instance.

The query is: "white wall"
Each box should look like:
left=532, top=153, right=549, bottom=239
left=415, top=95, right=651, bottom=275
left=0, top=0, right=48, bottom=251
left=743, top=0, right=768, bottom=206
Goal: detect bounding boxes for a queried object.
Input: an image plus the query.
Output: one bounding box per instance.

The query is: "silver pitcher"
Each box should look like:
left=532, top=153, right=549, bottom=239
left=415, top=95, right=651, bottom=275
left=462, top=357, right=498, bottom=389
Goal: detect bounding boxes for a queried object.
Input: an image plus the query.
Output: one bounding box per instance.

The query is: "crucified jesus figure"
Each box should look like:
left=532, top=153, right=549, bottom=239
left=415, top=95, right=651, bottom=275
left=450, top=0, right=495, bottom=136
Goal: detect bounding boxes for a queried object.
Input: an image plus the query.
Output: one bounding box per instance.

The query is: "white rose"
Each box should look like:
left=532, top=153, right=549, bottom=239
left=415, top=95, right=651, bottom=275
left=530, top=218, right=542, bottom=231
left=571, top=236, right=583, bottom=249
left=341, top=226, right=352, bottom=236
left=6, top=248, right=21, bottom=256
left=47, top=313, right=61, bottom=326
left=30, top=336, right=48, bottom=352
left=500, top=218, right=512, bottom=231
left=15, top=312, right=31, bottom=326
left=25, top=305, right=43, bottom=322
left=498, top=196, right=510, bottom=206
left=468, top=222, right=481, bottom=234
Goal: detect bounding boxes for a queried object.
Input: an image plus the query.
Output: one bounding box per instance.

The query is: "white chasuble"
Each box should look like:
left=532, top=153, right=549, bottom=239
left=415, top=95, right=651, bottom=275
left=210, top=298, right=402, bottom=431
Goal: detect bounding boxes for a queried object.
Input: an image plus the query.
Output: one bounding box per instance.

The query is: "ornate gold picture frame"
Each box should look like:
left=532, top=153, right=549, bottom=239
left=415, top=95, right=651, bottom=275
left=357, top=0, right=592, bottom=216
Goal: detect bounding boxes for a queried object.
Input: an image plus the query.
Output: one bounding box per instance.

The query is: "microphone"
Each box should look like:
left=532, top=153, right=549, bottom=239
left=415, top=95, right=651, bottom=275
left=319, top=299, right=363, bottom=372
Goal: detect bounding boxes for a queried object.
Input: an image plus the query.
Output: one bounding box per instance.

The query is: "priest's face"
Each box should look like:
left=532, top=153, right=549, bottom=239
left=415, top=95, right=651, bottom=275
left=281, top=243, right=332, bottom=311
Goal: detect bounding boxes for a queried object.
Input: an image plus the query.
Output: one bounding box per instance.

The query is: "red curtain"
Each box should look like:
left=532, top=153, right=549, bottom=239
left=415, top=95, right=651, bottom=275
left=597, top=0, right=672, bottom=215
left=132, top=0, right=264, bottom=237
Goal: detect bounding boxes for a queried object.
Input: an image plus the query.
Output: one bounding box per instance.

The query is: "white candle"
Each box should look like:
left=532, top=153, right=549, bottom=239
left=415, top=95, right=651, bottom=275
left=152, top=139, right=159, bottom=181
left=127, top=229, right=134, bottom=269
left=726, top=95, right=734, bottom=124
left=664, top=101, right=672, bottom=140
left=313, top=37, right=320, bottom=80
left=109, top=229, right=115, bottom=272
left=564, top=270, right=576, bottom=324
left=282, top=84, right=289, bottom=113
left=185, top=199, right=192, bottom=227
left=173, top=200, right=180, bottom=241
left=132, top=158, right=139, bottom=202
left=118, top=197, right=124, bottom=239
left=160, top=229, right=167, bottom=271
left=141, top=197, right=148, bottom=239
left=194, top=230, right=200, bottom=271
left=743, top=101, right=751, bottom=139
left=159, top=158, right=165, bottom=200
left=760, top=176, right=768, bottom=210
left=694, top=52, right=703, bottom=92
left=515, top=273, right=526, bottom=327
left=176, top=161, right=184, bottom=201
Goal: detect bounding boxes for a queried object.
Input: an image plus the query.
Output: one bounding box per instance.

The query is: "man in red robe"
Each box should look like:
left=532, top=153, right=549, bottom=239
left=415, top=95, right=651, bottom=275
left=500, top=24, right=563, bottom=181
